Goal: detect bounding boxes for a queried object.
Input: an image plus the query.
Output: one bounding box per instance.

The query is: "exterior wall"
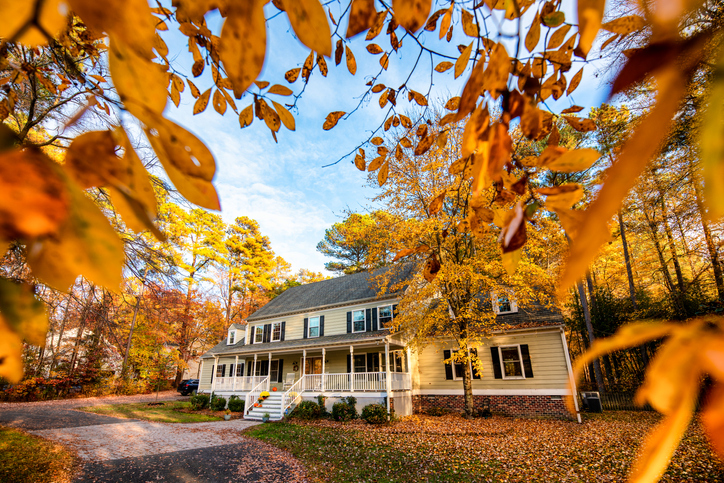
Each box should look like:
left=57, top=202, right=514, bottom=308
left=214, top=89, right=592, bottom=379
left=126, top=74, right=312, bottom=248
left=393, top=392, right=413, bottom=416
left=199, top=358, right=214, bottom=391
left=246, top=299, right=398, bottom=345
left=412, top=394, right=572, bottom=419
left=412, top=328, right=569, bottom=392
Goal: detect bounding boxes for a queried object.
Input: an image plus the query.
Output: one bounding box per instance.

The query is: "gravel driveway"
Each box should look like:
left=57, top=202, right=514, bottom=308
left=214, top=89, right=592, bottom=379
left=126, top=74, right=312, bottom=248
left=0, top=392, right=307, bottom=482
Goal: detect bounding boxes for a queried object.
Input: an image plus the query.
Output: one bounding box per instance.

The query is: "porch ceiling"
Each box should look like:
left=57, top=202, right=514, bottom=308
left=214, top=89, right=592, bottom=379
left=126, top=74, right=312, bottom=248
left=204, top=330, right=404, bottom=358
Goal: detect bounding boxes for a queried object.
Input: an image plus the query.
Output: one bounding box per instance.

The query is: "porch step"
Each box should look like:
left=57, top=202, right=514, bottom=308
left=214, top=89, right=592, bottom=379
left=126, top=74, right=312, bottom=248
left=244, top=394, right=286, bottom=421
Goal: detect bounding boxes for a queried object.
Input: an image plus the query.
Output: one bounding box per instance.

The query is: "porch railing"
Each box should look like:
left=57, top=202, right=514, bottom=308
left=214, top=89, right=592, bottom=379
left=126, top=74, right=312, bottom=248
left=244, top=376, right=269, bottom=415
left=390, top=372, right=411, bottom=391
left=213, top=376, right=266, bottom=392
left=320, top=372, right=409, bottom=392
left=281, top=375, right=306, bottom=416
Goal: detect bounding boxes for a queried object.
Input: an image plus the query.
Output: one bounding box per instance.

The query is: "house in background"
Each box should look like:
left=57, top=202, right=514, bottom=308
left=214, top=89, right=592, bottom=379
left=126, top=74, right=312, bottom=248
left=198, top=266, right=579, bottom=421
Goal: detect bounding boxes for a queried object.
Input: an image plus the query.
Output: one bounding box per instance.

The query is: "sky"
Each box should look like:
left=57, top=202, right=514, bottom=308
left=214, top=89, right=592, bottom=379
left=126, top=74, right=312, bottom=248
left=158, top=1, right=614, bottom=276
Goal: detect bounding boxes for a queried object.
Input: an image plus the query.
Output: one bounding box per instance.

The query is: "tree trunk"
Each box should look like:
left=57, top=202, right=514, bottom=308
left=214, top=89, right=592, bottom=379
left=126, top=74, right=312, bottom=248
left=121, top=289, right=143, bottom=378
left=577, top=280, right=605, bottom=392
left=692, top=175, right=724, bottom=300
left=618, top=211, right=637, bottom=310
left=462, top=351, right=474, bottom=418
left=69, top=285, right=95, bottom=378
left=661, top=198, right=686, bottom=293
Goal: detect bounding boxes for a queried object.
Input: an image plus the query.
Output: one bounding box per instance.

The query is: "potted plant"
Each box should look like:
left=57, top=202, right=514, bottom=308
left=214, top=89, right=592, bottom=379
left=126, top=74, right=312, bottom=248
left=262, top=412, right=270, bottom=423
left=260, top=391, right=270, bottom=400
left=224, top=409, right=231, bottom=421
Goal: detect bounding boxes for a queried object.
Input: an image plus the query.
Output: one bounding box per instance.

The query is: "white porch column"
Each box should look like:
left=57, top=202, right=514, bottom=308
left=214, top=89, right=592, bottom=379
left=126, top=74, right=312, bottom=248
left=302, top=349, right=306, bottom=391
left=385, top=339, right=391, bottom=420
left=349, top=345, right=354, bottom=391
left=245, top=324, right=249, bottom=345
left=321, top=348, right=326, bottom=392
left=233, top=355, right=238, bottom=392
left=211, top=356, right=218, bottom=393
left=267, top=352, right=272, bottom=390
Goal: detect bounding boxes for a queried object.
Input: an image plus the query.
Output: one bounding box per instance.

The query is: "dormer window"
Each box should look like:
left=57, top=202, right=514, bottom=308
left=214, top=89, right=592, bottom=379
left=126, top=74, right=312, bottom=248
left=227, top=330, right=236, bottom=345
left=492, top=291, right=518, bottom=314
left=254, top=326, right=264, bottom=343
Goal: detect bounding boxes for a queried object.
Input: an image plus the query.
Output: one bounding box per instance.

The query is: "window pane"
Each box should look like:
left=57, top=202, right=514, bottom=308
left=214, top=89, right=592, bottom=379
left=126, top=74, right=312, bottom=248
left=501, top=347, right=522, bottom=377
left=498, top=295, right=511, bottom=312
left=255, top=327, right=263, bottom=343
left=394, top=352, right=404, bottom=372
left=353, top=310, right=365, bottom=332
left=309, top=317, right=319, bottom=337
left=354, top=354, right=366, bottom=373
left=236, top=364, right=244, bottom=377
left=270, top=360, right=279, bottom=381
left=272, top=322, right=281, bottom=341
left=228, top=331, right=235, bottom=344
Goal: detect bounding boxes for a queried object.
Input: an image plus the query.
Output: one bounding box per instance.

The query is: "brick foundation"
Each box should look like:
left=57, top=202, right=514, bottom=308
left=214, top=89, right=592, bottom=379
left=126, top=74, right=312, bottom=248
left=412, top=394, right=573, bottom=419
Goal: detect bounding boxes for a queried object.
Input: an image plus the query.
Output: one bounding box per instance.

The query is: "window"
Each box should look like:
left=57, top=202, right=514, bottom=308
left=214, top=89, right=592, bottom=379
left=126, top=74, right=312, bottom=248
left=499, top=346, right=524, bottom=378
left=271, top=322, right=282, bottom=342
left=391, top=350, right=404, bottom=372
left=353, top=354, right=367, bottom=373
left=216, top=364, right=225, bottom=377
left=235, top=363, right=244, bottom=377
left=304, top=357, right=322, bottom=374
left=254, top=326, right=263, bottom=343
left=269, top=360, right=279, bottom=382
left=378, top=305, right=393, bottom=326
left=352, top=310, right=365, bottom=332
left=308, top=316, right=320, bottom=338
left=492, top=291, right=518, bottom=314
left=227, top=330, right=236, bottom=345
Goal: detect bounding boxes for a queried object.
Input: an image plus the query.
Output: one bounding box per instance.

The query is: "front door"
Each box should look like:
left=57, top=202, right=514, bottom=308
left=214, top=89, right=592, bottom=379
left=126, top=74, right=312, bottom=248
left=304, top=357, right=322, bottom=374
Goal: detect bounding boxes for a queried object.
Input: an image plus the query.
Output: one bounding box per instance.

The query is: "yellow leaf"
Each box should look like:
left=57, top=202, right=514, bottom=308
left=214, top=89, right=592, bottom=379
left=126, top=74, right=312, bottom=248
left=444, top=96, right=460, bottom=111
left=461, top=9, right=478, bottom=37
left=367, top=43, right=384, bottom=54
left=501, top=249, right=521, bottom=276
left=260, top=100, right=281, bottom=132
left=285, top=68, right=301, bottom=83
left=702, top=383, right=724, bottom=459
left=143, top=113, right=220, bottom=210
left=239, top=104, right=254, bottom=128
left=558, top=67, right=686, bottom=295
left=346, top=0, right=377, bottom=38
left=547, top=24, right=572, bottom=50
left=409, top=90, right=428, bottom=106
left=108, top=36, right=168, bottom=116
left=0, top=149, right=70, bottom=239
left=27, top=177, right=125, bottom=291
left=566, top=68, right=583, bottom=95
left=194, top=88, right=211, bottom=115
left=378, top=161, right=389, bottom=186
left=563, top=115, right=596, bottom=132
left=368, top=155, right=385, bottom=171
left=392, top=248, right=415, bottom=262
left=220, top=0, right=267, bottom=99
left=284, top=0, right=332, bottom=56
left=317, top=53, right=328, bottom=76
left=536, top=184, right=584, bottom=210
left=0, top=279, right=48, bottom=346
left=428, top=191, right=446, bottom=215
left=543, top=148, right=600, bottom=172
left=602, top=15, right=645, bottom=35
left=272, top=100, right=295, bottom=131
left=439, top=7, right=452, bottom=39
left=65, top=130, right=119, bottom=188
left=701, top=46, right=724, bottom=219
left=0, top=315, right=24, bottom=383
left=552, top=207, right=586, bottom=241
left=268, top=84, right=293, bottom=96
left=392, top=0, right=432, bottom=33
left=576, top=0, right=605, bottom=58
left=482, top=43, right=511, bottom=98
left=354, top=154, right=366, bottom=171
left=435, top=61, right=453, bottom=73
left=212, top=89, right=227, bottom=115
left=0, top=0, right=67, bottom=46
left=346, top=45, right=357, bottom=75
left=323, top=111, right=345, bottom=130
left=525, top=12, right=540, bottom=53
left=454, top=42, right=473, bottom=79
left=380, top=52, right=389, bottom=70
left=170, top=80, right=181, bottom=107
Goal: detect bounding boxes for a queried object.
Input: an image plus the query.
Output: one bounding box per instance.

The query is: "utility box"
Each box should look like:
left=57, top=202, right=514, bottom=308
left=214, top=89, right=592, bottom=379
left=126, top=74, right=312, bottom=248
left=581, top=391, right=602, bottom=413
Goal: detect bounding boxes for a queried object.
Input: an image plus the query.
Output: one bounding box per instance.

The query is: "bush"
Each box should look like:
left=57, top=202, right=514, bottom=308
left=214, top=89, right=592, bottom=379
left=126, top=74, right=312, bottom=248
left=426, top=407, right=446, bottom=417
left=228, top=396, right=244, bottom=412
left=332, top=396, right=357, bottom=422
left=190, top=393, right=210, bottom=410
left=292, top=400, right=322, bottom=420
left=210, top=395, right=227, bottom=411
left=361, top=404, right=388, bottom=424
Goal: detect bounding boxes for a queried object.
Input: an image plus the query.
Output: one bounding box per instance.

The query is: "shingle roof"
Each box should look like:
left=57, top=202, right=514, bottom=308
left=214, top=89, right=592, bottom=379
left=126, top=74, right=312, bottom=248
left=202, top=330, right=392, bottom=358
left=495, top=303, right=564, bottom=329
left=246, top=264, right=415, bottom=322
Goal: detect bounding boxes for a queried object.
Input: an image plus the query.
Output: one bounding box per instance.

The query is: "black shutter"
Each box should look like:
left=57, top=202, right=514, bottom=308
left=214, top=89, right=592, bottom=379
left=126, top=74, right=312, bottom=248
left=365, top=308, right=372, bottom=332
left=347, top=354, right=351, bottom=373
left=210, top=364, right=214, bottom=383
left=346, top=312, right=352, bottom=333
left=443, top=350, right=453, bottom=380
left=470, top=349, right=481, bottom=380
left=490, top=347, right=502, bottom=379
left=246, top=362, right=252, bottom=376
left=366, top=354, right=374, bottom=373
left=229, top=364, right=234, bottom=377
left=249, top=327, right=254, bottom=344
left=220, top=364, right=226, bottom=377
left=372, top=308, right=378, bottom=331
left=263, top=324, right=271, bottom=343
left=303, top=318, right=308, bottom=339
left=392, top=304, right=398, bottom=317
left=278, top=359, right=284, bottom=383
left=372, top=353, right=380, bottom=371
left=261, top=360, right=269, bottom=376
left=520, top=344, right=534, bottom=378
left=281, top=321, right=286, bottom=341
left=319, top=315, right=325, bottom=336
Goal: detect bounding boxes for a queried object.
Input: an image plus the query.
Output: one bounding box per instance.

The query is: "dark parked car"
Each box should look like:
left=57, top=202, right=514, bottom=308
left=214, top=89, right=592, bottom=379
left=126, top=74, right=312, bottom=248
left=177, top=379, right=199, bottom=396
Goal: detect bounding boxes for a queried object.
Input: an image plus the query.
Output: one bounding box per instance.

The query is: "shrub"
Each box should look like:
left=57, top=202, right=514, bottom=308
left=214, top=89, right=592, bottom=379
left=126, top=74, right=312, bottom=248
left=426, top=407, right=446, bottom=417
left=361, top=404, right=388, bottom=424
left=332, top=396, right=357, bottom=422
left=190, top=394, right=210, bottom=410
left=210, top=395, right=227, bottom=411
left=228, top=396, right=244, bottom=412
left=292, top=400, right=322, bottom=420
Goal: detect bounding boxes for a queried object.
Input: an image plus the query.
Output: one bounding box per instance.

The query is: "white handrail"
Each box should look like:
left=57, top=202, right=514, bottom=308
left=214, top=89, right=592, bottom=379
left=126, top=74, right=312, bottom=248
left=244, top=376, right=269, bottom=415
left=281, top=375, right=306, bottom=416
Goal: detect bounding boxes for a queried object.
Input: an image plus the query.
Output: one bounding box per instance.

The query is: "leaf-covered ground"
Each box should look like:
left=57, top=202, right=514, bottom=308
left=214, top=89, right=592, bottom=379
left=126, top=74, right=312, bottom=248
left=78, top=400, right=223, bottom=423
left=0, top=426, right=76, bottom=483
left=246, top=412, right=724, bottom=482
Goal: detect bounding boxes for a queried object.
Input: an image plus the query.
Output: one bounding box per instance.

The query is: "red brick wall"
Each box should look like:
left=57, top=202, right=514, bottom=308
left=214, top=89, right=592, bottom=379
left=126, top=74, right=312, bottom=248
left=412, top=394, right=573, bottom=419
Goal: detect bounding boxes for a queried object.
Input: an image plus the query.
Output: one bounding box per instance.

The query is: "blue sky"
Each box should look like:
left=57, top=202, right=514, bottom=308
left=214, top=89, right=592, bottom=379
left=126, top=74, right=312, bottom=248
left=159, top=1, right=613, bottom=275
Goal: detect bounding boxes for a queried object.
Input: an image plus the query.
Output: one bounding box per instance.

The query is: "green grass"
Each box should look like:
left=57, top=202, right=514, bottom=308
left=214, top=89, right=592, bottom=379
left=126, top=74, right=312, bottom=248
left=0, top=427, right=76, bottom=483
left=78, top=401, right=223, bottom=423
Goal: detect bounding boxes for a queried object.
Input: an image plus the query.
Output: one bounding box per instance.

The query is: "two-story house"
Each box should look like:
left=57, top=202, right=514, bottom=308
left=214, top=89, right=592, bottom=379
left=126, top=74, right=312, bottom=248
left=198, top=266, right=579, bottom=421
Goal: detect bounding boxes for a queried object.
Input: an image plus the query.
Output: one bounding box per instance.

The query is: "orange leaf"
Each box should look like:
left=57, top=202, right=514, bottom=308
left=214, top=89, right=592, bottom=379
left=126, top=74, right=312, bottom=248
left=285, top=0, right=332, bottom=56
left=323, top=111, right=345, bottom=130
left=393, top=0, right=432, bottom=33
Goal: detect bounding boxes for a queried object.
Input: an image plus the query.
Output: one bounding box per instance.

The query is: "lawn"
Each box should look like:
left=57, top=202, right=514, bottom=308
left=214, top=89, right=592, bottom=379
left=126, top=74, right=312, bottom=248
left=77, top=400, right=224, bottom=423
left=246, top=412, right=724, bottom=482
left=0, top=427, right=76, bottom=483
